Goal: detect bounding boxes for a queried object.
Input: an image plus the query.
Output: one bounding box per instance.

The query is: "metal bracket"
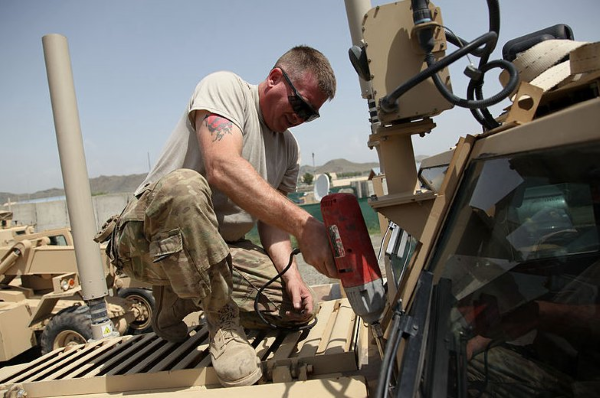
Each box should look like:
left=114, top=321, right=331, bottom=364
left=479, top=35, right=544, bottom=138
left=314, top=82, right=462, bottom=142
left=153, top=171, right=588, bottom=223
left=505, top=81, right=544, bottom=125
left=268, top=358, right=314, bottom=383
left=398, top=314, right=418, bottom=337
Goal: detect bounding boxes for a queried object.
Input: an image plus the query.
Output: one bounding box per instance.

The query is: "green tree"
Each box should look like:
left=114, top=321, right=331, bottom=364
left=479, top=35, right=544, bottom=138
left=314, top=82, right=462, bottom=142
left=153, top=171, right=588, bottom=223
left=303, top=172, right=314, bottom=185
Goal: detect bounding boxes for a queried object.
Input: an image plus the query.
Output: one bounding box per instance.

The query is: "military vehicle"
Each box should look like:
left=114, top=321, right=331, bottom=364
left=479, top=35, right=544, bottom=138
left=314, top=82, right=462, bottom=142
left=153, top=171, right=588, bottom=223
left=0, top=211, right=35, bottom=251
left=1, top=0, right=599, bottom=396
left=0, top=210, right=154, bottom=361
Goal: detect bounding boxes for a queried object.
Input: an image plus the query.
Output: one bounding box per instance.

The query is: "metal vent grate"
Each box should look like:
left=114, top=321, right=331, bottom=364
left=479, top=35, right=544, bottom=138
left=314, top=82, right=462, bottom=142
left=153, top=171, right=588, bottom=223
left=0, top=298, right=362, bottom=397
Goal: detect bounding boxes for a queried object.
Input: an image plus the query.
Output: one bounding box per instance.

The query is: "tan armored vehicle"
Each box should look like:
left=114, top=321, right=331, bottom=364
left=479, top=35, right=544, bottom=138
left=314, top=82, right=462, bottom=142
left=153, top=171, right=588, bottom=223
left=0, top=211, right=35, bottom=250
left=1, top=0, right=599, bottom=396
left=0, top=211, right=154, bottom=361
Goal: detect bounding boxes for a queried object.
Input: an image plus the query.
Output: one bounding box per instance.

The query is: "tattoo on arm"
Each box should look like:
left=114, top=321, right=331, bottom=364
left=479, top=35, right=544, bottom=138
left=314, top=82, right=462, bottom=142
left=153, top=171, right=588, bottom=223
left=203, top=114, right=233, bottom=142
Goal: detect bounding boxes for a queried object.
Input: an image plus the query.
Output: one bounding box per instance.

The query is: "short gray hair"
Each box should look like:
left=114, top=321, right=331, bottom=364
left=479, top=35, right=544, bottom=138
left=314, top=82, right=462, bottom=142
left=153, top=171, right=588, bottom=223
left=274, top=45, right=336, bottom=101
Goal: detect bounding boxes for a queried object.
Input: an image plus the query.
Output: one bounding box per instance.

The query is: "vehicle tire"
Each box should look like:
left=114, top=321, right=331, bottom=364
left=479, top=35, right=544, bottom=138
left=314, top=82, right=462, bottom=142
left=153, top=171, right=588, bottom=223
left=118, top=287, right=155, bottom=335
left=40, top=305, right=92, bottom=355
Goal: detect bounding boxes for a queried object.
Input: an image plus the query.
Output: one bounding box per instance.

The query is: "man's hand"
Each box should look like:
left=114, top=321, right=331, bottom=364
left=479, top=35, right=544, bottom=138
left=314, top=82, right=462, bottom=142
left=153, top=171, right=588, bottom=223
left=297, top=217, right=339, bottom=279
left=257, top=221, right=324, bottom=321
left=466, top=335, right=493, bottom=361
left=283, top=277, right=314, bottom=322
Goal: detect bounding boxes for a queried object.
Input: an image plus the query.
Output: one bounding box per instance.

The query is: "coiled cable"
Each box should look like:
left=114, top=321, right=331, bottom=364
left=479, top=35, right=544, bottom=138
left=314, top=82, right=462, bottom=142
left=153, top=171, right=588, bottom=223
left=254, top=248, right=318, bottom=331
left=381, top=0, right=519, bottom=130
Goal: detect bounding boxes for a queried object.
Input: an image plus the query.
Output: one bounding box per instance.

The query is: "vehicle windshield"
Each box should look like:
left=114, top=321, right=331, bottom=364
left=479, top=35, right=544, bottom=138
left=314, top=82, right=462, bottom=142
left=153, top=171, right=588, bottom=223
left=428, top=142, right=600, bottom=397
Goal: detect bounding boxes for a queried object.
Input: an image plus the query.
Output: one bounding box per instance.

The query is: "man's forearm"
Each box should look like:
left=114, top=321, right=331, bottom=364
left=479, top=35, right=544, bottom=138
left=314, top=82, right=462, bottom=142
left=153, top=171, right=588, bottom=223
left=258, top=221, right=302, bottom=283
left=205, top=146, right=335, bottom=276
left=210, top=154, right=312, bottom=239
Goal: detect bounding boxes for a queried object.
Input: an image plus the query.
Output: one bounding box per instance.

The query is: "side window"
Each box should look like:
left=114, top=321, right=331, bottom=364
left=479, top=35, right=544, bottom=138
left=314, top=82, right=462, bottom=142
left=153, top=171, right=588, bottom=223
left=385, top=223, right=418, bottom=287
left=428, top=143, right=600, bottom=397
left=49, top=235, right=68, bottom=246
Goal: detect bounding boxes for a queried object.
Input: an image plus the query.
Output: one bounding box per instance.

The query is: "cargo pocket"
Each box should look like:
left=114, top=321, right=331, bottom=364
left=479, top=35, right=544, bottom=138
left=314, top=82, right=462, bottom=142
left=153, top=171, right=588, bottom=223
left=149, top=229, right=183, bottom=263
left=116, top=220, right=169, bottom=285
left=149, top=228, right=211, bottom=300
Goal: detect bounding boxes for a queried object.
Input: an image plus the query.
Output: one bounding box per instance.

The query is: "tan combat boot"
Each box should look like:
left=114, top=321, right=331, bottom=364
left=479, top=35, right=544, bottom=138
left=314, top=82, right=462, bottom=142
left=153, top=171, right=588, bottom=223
left=202, top=257, right=262, bottom=387
left=152, top=285, right=200, bottom=343
left=204, top=299, right=262, bottom=386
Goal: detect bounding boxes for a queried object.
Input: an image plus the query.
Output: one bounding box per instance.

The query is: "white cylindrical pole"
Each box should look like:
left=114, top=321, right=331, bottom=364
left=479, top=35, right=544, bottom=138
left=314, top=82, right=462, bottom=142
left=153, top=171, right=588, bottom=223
left=42, top=34, right=116, bottom=341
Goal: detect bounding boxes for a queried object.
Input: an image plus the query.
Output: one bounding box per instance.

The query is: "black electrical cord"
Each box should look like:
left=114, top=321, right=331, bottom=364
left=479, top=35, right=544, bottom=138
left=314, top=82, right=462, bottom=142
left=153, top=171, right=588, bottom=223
left=467, top=78, right=501, bottom=130
left=424, top=36, right=519, bottom=113
left=253, top=248, right=318, bottom=331
left=445, top=0, right=519, bottom=130
left=467, top=0, right=506, bottom=130
left=473, top=340, right=495, bottom=398
left=445, top=30, right=487, bottom=57
left=381, top=0, right=519, bottom=130
left=445, top=23, right=505, bottom=129
left=428, top=54, right=517, bottom=110
left=380, top=31, right=503, bottom=113
left=376, top=303, right=405, bottom=398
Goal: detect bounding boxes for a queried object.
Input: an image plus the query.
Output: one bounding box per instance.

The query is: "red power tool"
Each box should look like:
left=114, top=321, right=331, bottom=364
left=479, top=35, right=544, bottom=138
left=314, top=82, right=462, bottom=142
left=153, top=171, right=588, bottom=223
left=321, top=193, right=386, bottom=324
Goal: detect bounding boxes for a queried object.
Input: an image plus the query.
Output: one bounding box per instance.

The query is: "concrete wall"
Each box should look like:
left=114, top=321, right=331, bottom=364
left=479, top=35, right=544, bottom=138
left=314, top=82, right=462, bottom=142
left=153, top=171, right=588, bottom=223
left=2, top=182, right=374, bottom=232
left=2, top=193, right=132, bottom=232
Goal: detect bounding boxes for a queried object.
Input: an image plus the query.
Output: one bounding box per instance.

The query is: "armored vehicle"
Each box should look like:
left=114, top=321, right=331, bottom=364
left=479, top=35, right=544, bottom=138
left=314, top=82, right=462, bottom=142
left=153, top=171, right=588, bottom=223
left=0, top=211, right=154, bottom=361
left=1, top=0, right=598, bottom=396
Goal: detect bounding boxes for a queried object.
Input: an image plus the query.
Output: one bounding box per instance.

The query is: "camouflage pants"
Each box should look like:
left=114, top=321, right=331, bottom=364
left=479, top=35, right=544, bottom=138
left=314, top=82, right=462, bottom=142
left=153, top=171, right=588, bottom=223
left=467, top=344, right=579, bottom=397
left=113, top=169, right=314, bottom=328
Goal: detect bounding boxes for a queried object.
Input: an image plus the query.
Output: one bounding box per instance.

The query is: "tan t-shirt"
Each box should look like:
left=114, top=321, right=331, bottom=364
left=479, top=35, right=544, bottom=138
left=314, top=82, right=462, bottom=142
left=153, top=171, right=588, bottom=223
left=137, top=71, right=300, bottom=241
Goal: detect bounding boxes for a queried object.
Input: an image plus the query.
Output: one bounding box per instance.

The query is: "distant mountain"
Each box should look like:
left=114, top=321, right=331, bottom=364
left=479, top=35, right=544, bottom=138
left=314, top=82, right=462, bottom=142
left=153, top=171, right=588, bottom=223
left=0, top=174, right=147, bottom=205
left=300, top=158, right=380, bottom=176
left=89, top=174, right=147, bottom=195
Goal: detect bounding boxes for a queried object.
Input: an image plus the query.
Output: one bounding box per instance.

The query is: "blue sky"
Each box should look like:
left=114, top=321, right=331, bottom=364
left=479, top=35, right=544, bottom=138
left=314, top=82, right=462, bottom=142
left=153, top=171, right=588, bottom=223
left=1, top=0, right=598, bottom=194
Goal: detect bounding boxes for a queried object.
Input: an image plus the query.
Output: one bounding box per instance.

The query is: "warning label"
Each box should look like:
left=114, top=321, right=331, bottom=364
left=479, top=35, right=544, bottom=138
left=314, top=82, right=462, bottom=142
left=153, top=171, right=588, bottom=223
left=103, top=325, right=113, bottom=337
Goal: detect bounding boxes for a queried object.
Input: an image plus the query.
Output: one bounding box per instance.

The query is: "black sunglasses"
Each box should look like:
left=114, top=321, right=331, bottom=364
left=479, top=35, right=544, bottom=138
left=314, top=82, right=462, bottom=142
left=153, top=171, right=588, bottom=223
left=279, top=68, right=320, bottom=123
